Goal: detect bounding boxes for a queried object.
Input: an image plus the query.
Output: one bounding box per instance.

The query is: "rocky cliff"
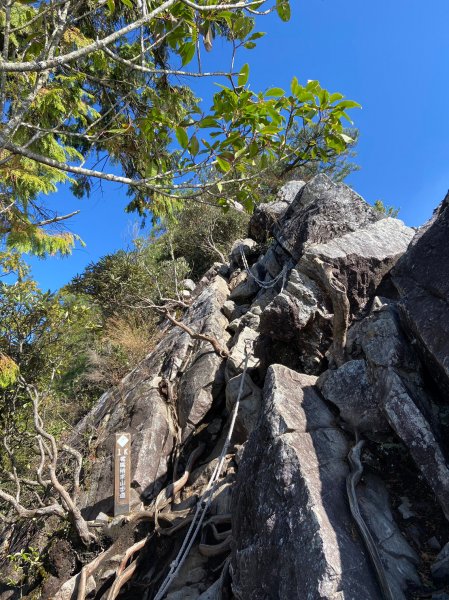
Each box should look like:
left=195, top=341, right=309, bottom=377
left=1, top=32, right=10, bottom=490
left=24, top=175, right=449, bottom=599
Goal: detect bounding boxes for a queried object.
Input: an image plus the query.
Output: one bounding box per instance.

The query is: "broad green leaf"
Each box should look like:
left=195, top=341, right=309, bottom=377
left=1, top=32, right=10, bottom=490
left=189, top=135, right=199, bottom=156
left=180, top=41, right=196, bottom=66
left=120, top=0, right=133, bottom=8
left=306, top=79, right=320, bottom=92
left=216, top=156, right=231, bottom=172
left=260, top=125, right=280, bottom=135
left=265, top=87, right=285, bottom=97
left=244, top=42, right=256, bottom=49
left=329, top=92, right=344, bottom=103
left=266, top=105, right=282, bottom=124
left=337, top=100, right=362, bottom=110
left=276, top=0, right=291, bottom=22
left=107, top=0, right=115, bottom=13
left=248, top=32, right=266, bottom=41
left=175, top=126, right=189, bottom=149
left=238, top=63, right=250, bottom=87
left=248, top=141, right=259, bottom=158
left=199, top=116, right=220, bottom=128
left=291, top=76, right=301, bottom=97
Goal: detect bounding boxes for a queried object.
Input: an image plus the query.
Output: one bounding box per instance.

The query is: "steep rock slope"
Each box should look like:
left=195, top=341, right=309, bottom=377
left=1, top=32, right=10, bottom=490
left=13, top=174, right=449, bottom=600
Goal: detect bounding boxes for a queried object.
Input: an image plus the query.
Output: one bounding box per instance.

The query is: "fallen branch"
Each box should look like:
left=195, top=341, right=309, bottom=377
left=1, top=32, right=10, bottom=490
left=142, top=300, right=229, bottom=358
left=163, top=310, right=229, bottom=358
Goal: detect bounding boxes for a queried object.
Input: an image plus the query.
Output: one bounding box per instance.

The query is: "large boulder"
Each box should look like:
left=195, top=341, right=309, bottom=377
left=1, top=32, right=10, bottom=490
left=276, top=174, right=381, bottom=261
left=231, top=365, right=382, bottom=599
left=248, top=181, right=305, bottom=242
left=317, top=359, right=388, bottom=433
left=383, top=369, right=449, bottom=522
left=299, top=217, right=415, bottom=315
left=259, top=268, right=332, bottom=372
left=392, top=191, right=449, bottom=395
left=74, top=274, right=230, bottom=518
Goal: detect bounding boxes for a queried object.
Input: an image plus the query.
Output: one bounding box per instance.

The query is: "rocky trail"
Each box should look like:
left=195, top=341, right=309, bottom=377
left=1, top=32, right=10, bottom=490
left=4, top=174, right=449, bottom=600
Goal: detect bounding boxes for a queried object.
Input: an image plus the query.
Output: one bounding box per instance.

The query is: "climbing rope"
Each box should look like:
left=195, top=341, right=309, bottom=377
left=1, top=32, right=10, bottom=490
left=153, top=342, right=253, bottom=600
left=239, top=245, right=288, bottom=292
left=346, top=440, right=394, bottom=600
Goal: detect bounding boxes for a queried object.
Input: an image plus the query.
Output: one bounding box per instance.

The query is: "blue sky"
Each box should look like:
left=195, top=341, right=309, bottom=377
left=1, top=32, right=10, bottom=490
left=29, top=0, right=449, bottom=290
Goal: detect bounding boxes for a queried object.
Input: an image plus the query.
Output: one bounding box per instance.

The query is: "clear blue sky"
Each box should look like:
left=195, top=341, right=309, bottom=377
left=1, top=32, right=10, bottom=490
left=29, top=0, right=449, bottom=290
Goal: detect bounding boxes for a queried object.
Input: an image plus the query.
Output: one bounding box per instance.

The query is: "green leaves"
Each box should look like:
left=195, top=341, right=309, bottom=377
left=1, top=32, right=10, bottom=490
left=189, top=135, right=199, bottom=156
left=179, top=41, right=196, bottom=66
left=276, top=0, right=291, bottom=22
left=265, top=87, right=285, bottom=97
left=0, top=0, right=362, bottom=261
left=238, top=63, right=250, bottom=87
left=175, top=126, right=189, bottom=149
left=216, top=156, right=232, bottom=173
left=0, top=354, right=19, bottom=389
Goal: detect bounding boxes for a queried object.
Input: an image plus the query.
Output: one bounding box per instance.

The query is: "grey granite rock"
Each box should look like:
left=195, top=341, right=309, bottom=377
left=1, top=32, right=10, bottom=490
left=277, top=173, right=381, bottom=261
left=229, top=238, right=258, bottom=268
left=317, top=359, right=388, bottom=433
left=383, top=369, right=449, bottom=521
left=231, top=365, right=382, bottom=599
left=73, top=274, right=230, bottom=517
left=229, top=271, right=260, bottom=302
left=299, top=217, right=414, bottom=314
left=392, top=191, right=449, bottom=396
left=225, top=327, right=260, bottom=380
left=226, top=372, right=262, bottom=439
left=431, top=542, right=449, bottom=581
left=248, top=181, right=305, bottom=242
left=357, top=474, right=420, bottom=598
left=182, top=278, right=196, bottom=292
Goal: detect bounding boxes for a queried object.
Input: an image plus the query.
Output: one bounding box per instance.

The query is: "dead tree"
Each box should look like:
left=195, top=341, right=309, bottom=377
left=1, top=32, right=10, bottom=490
left=0, top=379, right=95, bottom=546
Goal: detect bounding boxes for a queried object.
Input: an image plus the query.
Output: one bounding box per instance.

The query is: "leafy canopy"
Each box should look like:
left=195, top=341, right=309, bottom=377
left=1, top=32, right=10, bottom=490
left=0, top=0, right=360, bottom=255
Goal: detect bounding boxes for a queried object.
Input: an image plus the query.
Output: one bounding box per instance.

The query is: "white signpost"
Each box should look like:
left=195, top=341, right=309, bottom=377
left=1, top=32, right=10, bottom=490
left=114, top=432, right=131, bottom=516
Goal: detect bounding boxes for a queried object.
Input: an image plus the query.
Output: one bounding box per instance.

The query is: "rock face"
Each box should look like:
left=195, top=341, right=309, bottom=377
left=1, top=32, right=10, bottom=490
left=299, top=217, right=415, bottom=314
left=74, top=272, right=230, bottom=518
left=8, top=176, right=449, bottom=600
left=383, top=369, right=449, bottom=521
left=248, top=180, right=305, bottom=242
left=276, top=174, right=382, bottom=261
left=232, top=365, right=382, bottom=599
left=393, top=191, right=449, bottom=395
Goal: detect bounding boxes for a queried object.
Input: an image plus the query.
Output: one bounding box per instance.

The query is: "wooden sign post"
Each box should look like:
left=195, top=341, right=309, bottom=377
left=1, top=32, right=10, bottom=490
left=114, top=432, right=131, bottom=516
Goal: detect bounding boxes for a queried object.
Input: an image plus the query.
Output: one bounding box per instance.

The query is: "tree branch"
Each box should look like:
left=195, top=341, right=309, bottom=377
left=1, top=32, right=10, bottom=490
left=103, top=46, right=234, bottom=78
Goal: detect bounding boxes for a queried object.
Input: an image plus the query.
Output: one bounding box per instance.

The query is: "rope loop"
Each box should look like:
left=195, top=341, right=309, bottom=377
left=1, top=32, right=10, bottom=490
left=239, top=245, right=287, bottom=292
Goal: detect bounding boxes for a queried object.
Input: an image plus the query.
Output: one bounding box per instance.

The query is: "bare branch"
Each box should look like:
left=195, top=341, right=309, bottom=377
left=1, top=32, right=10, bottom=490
left=103, top=46, right=234, bottom=78
left=63, top=444, right=83, bottom=504
left=0, top=0, right=264, bottom=73
left=0, top=0, right=178, bottom=73
left=0, top=488, right=66, bottom=519
left=154, top=305, right=229, bottom=357
left=34, top=210, right=81, bottom=228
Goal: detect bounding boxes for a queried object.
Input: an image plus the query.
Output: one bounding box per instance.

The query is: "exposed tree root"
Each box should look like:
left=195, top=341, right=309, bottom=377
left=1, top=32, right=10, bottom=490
left=307, top=256, right=350, bottom=367
left=154, top=442, right=205, bottom=528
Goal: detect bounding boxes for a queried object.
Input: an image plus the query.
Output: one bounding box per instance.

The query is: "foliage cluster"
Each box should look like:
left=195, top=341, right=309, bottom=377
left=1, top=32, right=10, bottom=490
left=0, top=0, right=360, bottom=255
